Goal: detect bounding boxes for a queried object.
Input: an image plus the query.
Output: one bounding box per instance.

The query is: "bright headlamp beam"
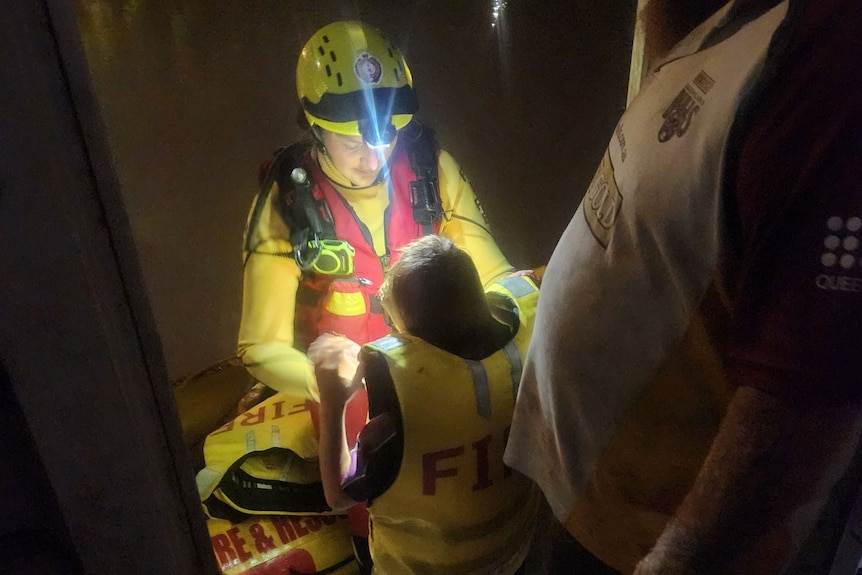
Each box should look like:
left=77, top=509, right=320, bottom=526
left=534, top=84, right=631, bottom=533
left=360, top=85, right=397, bottom=147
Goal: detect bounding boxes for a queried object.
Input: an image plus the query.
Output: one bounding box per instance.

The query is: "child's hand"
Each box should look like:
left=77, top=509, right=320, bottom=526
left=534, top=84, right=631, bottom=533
left=307, top=333, right=363, bottom=404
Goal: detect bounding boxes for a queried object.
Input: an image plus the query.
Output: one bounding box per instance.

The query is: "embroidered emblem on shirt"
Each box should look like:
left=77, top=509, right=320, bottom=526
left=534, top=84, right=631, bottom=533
left=354, top=53, right=383, bottom=85
left=815, top=215, right=862, bottom=293
left=657, top=70, right=715, bottom=142
left=615, top=122, right=627, bottom=163
left=582, top=150, right=622, bottom=248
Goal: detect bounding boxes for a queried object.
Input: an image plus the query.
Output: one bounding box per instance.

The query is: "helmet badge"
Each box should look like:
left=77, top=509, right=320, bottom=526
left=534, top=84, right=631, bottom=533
left=353, top=53, right=383, bottom=85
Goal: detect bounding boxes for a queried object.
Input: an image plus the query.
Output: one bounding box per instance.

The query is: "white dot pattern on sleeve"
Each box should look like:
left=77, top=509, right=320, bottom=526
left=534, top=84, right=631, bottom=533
left=821, top=216, right=862, bottom=270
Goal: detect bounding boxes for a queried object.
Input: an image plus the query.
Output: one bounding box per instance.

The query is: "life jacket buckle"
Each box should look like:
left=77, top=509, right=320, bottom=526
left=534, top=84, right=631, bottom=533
left=296, top=230, right=356, bottom=276
left=410, top=177, right=443, bottom=226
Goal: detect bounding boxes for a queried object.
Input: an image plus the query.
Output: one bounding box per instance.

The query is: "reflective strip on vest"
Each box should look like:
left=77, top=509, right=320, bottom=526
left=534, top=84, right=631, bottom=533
left=502, top=339, right=523, bottom=397
left=468, top=360, right=492, bottom=420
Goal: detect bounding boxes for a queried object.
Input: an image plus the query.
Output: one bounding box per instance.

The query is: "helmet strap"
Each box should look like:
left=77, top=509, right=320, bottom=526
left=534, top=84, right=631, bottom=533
left=310, top=125, right=327, bottom=154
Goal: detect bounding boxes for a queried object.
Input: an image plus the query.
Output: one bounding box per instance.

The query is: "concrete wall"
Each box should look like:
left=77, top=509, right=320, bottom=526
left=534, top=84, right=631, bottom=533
left=0, top=0, right=216, bottom=571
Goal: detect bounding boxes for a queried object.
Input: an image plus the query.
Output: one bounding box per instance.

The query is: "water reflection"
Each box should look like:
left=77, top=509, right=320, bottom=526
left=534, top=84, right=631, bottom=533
left=491, top=0, right=507, bottom=28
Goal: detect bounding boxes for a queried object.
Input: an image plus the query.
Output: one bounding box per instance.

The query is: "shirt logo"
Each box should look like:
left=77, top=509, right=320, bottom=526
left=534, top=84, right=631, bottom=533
left=583, top=150, right=622, bottom=248
left=354, top=53, right=383, bottom=85
left=815, top=216, right=862, bottom=293
left=657, top=70, right=714, bottom=142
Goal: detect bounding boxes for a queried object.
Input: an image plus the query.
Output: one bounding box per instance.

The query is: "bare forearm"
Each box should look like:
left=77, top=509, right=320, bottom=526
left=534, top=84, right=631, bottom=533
left=309, top=336, right=364, bottom=512
left=637, top=386, right=862, bottom=574
left=318, top=398, right=358, bottom=512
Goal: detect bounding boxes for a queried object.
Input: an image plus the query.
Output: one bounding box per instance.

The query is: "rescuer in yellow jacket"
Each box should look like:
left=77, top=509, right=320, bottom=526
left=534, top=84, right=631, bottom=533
left=309, top=236, right=540, bottom=575
left=236, top=21, right=514, bottom=573
left=237, top=21, right=513, bottom=403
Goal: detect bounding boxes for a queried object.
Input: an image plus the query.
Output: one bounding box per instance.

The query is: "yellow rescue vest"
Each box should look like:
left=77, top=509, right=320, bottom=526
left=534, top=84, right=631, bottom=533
left=197, top=392, right=337, bottom=519
left=365, top=276, right=541, bottom=575
left=207, top=513, right=358, bottom=575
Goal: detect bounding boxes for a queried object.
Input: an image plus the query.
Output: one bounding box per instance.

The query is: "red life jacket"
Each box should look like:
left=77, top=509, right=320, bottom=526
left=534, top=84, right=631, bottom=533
left=292, top=143, right=440, bottom=351
left=293, top=143, right=441, bottom=542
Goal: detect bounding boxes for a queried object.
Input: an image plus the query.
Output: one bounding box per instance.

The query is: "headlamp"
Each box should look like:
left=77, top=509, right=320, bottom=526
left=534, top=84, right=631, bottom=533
left=359, top=116, right=397, bottom=149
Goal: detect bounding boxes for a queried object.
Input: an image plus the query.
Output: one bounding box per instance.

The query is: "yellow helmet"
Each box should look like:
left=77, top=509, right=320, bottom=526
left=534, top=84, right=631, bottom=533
left=296, top=21, right=417, bottom=146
